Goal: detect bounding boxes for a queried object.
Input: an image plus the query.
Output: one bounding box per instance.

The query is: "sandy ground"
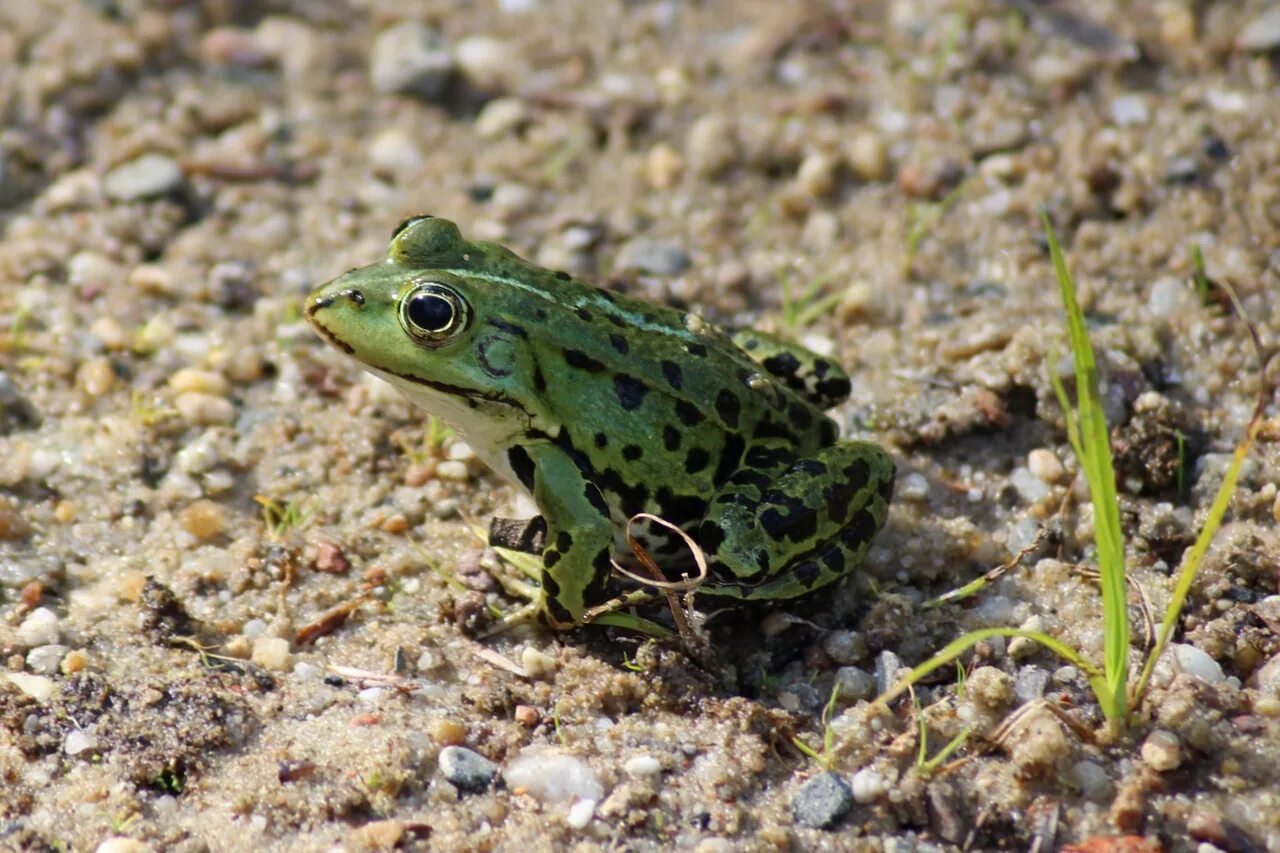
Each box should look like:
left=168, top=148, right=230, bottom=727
left=1, top=1, right=1279, bottom=850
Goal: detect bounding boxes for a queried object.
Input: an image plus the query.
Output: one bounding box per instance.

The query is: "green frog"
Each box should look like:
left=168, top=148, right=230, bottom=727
left=306, top=216, right=893, bottom=630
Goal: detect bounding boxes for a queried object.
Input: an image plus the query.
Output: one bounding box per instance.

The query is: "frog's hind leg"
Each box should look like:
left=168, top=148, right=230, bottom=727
left=697, top=440, right=894, bottom=600
left=731, top=329, right=852, bottom=409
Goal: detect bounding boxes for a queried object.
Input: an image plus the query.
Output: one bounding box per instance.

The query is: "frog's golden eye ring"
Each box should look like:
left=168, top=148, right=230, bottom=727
left=399, top=282, right=470, bottom=346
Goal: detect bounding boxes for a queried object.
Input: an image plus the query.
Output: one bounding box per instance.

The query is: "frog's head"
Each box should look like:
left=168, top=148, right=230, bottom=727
left=306, top=216, right=543, bottom=436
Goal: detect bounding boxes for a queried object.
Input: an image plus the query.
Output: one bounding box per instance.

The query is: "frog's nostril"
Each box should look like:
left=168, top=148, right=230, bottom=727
left=348, top=289, right=365, bottom=306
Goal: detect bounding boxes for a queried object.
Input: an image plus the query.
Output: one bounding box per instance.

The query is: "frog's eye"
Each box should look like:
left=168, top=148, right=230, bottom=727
left=399, top=282, right=469, bottom=346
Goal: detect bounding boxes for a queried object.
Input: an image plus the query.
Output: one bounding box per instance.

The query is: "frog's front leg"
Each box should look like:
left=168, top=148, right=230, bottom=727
left=509, top=442, right=615, bottom=629
left=698, top=441, right=894, bottom=599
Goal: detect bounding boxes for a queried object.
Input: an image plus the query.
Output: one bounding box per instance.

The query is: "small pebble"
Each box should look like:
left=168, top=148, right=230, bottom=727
left=251, top=636, right=292, bottom=671
left=103, top=153, right=184, bottom=201
left=369, top=22, right=454, bottom=99
left=313, top=539, right=350, bottom=574
left=1172, top=644, right=1225, bottom=684
left=64, top=729, right=99, bottom=756
left=623, top=755, right=662, bottom=778
left=514, top=705, right=540, bottom=726
left=439, top=745, right=499, bottom=793
left=520, top=645, right=557, bottom=679
left=61, top=649, right=88, bottom=675
left=565, top=798, right=597, bottom=829
left=368, top=127, right=423, bottom=177
left=1070, top=760, right=1113, bottom=802
left=503, top=745, right=604, bottom=805
left=1110, top=94, right=1149, bottom=126
left=646, top=143, right=684, bottom=189
left=435, top=460, right=470, bottom=481
left=348, top=821, right=404, bottom=851
left=874, top=650, right=902, bottom=696
left=686, top=114, right=738, bottom=177
left=1148, top=276, right=1197, bottom=317
left=18, top=607, right=61, bottom=646
left=845, top=129, right=889, bottom=181
left=429, top=718, right=467, bottom=746
left=1141, top=730, right=1182, bottom=771
left=1013, top=666, right=1050, bottom=703
left=0, top=496, right=31, bottom=541
left=850, top=767, right=888, bottom=803
left=791, top=772, right=853, bottom=829
left=175, top=391, right=237, bottom=426
left=454, top=35, right=514, bottom=91
left=833, top=667, right=876, bottom=703
left=379, top=513, right=410, bottom=533
left=614, top=238, right=689, bottom=276
left=1237, top=8, right=1280, bottom=51
left=1009, top=467, right=1051, bottom=504
left=180, top=500, right=226, bottom=541
left=25, top=644, right=69, bottom=675
left=965, top=666, right=1013, bottom=711
left=1027, top=449, right=1065, bottom=484
left=77, top=357, right=116, bottom=396
left=822, top=630, right=868, bottom=665
left=168, top=368, right=229, bottom=396
left=797, top=153, right=839, bottom=198
left=7, top=672, right=55, bottom=702
left=95, top=839, right=152, bottom=853
left=475, top=97, right=528, bottom=139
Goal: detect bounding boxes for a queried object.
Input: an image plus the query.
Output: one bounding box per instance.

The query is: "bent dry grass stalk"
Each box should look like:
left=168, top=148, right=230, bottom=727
left=874, top=214, right=1264, bottom=735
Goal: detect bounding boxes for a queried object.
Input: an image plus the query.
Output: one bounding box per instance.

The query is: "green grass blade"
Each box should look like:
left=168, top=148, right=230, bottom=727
left=873, top=627, right=1108, bottom=710
left=1132, top=413, right=1260, bottom=706
left=1042, top=213, right=1129, bottom=722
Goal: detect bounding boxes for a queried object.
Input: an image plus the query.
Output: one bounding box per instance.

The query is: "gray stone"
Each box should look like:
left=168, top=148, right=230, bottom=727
left=833, top=667, right=876, bottom=703
left=0, top=372, right=39, bottom=434
left=615, top=238, right=689, bottom=276
left=438, top=745, right=497, bottom=793
left=875, top=650, right=902, bottom=696
left=370, top=22, right=454, bottom=100
left=791, top=772, right=853, bottom=829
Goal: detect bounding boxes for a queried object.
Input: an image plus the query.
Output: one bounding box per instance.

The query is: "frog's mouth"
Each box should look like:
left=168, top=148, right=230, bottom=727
left=307, top=306, right=536, bottom=428
left=306, top=311, right=356, bottom=356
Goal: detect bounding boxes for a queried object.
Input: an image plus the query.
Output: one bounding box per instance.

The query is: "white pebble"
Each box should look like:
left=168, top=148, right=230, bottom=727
left=1070, top=760, right=1113, bottom=801
left=241, top=618, right=269, bottom=639
left=1141, top=730, right=1182, bottom=771
left=18, top=607, right=61, bottom=647
left=475, top=97, right=528, bottom=139
left=850, top=767, right=887, bottom=803
left=368, top=128, right=423, bottom=176
left=1148, top=276, right=1196, bottom=317
left=64, top=729, right=99, bottom=756
left=897, top=472, right=930, bottom=501
left=358, top=687, right=387, bottom=703
left=175, top=391, right=237, bottom=426
left=1172, top=644, right=1225, bottom=684
left=1009, top=467, right=1051, bottom=504
left=25, top=644, right=69, bottom=675
left=1110, top=94, right=1149, bottom=126
left=503, top=745, right=604, bottom=805
left=7, top=672, right=55, bottom=702
left=95, top=839, right=152, bottom=853
left=251, top=636, right=292, bottom=671
left=623, top=755, right=662, bottom=778
left=103, top=153, right=184, bottom=201
left=1027, top=449, right=1065, bottom=484
left=520, top=645, right=557, bottom=679
left=565, top=798, right=597, bottom=829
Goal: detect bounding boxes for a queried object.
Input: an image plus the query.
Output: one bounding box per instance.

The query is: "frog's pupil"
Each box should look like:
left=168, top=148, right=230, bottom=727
left=408, top=293, right=454, bottom=331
